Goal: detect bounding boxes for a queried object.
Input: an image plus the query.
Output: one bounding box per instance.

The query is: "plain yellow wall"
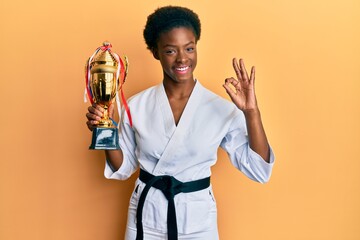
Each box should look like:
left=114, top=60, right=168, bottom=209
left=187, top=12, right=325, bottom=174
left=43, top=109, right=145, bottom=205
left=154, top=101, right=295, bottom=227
left=1, top=0, right=359, bottom=239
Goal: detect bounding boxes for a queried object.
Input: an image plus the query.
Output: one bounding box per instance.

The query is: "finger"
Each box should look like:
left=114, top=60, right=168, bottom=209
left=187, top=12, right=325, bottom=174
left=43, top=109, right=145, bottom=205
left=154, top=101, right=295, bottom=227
left=88, top=104, right=104, bottom=117
left=224, top=77, right=241, bottom=91
left=240, top=59, right=249, bottom=81
left=93, top=103, right=105, bottom=113
left=250, top=66, right=255, bottom=85
left=87, top=120, right=99, bottom=126
left=86, top=112, right=101, bottom=121
left=86, top=120, right=98, bottom=131
left=224, top=77, right=237, bottom=86
left=223, top=83, right=238, bottom=101
left=232, top=58, right=242, bottom=81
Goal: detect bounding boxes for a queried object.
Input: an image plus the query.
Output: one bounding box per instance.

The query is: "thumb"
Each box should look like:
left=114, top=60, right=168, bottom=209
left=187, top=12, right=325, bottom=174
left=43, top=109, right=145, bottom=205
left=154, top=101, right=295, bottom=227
left=108, top=102, right=115, bottom=119
left=223, top=83, right=237, bottom=102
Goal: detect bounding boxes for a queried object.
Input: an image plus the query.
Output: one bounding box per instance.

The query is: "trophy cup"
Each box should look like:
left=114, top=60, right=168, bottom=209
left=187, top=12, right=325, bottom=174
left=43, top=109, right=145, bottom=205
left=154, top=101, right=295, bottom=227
left=85, top=42, right=129, bottom=150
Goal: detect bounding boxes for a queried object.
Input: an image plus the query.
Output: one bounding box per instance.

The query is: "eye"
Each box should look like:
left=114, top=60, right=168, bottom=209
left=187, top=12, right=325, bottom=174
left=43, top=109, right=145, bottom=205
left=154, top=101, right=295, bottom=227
left=165, top=49, right=175, bottom=54
left=186, top=47, right=195, bottom=52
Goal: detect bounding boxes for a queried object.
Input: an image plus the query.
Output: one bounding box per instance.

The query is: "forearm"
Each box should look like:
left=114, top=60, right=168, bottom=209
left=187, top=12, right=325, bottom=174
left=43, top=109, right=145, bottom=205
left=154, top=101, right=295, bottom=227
left=105, top=149, right=124, bottom=170
left=243, top=108, right=270, bottom=163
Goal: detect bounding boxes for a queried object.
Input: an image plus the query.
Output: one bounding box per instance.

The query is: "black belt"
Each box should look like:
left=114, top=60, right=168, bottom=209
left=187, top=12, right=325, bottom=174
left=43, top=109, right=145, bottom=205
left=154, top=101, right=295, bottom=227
left=136, top=169, right=211, bottom=240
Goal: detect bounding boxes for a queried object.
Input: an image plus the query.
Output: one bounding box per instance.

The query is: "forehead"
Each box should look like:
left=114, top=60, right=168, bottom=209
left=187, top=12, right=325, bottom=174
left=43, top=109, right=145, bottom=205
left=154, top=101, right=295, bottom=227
left=157, top=27, right=196, bottom=47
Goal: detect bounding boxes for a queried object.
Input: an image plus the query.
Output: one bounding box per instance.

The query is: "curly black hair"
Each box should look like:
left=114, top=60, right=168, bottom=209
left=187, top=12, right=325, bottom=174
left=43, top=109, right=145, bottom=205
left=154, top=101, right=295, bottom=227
left=143, top=6, right=201, bottom=51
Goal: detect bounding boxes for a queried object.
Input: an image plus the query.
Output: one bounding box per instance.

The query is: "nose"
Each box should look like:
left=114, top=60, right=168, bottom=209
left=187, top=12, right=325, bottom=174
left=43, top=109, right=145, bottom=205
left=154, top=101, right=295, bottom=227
left=176, top=50, right=187, bottom=63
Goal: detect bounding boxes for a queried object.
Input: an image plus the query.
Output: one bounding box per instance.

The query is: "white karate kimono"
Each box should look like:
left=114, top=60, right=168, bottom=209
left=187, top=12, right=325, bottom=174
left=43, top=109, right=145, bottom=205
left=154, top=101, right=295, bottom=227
left=104, top=80, right=275, bottom=239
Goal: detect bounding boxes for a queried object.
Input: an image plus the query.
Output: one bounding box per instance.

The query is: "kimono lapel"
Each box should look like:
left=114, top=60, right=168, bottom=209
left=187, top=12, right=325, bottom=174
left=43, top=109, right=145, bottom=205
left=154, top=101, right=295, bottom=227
left=153, top=80, right=204, bottom=175
left=155, top=83, right=176, bottom=139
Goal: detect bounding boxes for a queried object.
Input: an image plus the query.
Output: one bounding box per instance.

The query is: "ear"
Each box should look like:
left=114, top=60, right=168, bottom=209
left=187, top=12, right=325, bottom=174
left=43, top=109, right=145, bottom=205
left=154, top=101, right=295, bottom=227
left=151, top=48, right=160, bottom=60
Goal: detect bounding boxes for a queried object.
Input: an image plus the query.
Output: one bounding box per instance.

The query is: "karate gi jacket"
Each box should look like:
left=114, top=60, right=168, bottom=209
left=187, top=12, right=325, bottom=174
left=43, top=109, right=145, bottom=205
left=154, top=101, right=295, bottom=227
left=104, top=80, right=275, bottom=234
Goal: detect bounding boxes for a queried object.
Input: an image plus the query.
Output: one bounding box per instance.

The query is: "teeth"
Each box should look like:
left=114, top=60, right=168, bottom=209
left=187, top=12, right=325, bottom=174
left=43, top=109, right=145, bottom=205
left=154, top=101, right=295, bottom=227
left=176, top=66, right=189, bottom=71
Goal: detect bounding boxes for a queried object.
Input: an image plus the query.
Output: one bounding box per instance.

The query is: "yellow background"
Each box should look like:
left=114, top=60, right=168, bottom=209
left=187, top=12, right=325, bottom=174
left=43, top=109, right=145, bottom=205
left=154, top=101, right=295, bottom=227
left=1, top=0, right=359, bottom=239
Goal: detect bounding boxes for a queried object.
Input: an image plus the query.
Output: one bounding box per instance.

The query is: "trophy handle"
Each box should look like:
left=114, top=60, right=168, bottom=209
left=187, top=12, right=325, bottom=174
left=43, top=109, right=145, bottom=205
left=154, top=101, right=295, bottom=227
left=123, top=55, right=129, bottom=82
left=118, top=55, right=129, bottom=91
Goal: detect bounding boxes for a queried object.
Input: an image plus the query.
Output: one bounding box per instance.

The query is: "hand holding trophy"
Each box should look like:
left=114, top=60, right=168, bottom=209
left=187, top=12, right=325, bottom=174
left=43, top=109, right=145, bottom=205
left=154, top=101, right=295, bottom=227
left=85, top=42, right=131, bottom=150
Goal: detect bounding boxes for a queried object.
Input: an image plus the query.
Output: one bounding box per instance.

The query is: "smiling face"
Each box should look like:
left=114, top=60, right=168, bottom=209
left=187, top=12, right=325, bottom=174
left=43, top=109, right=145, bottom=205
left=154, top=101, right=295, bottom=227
left=153, top=27, right=197, bottom=84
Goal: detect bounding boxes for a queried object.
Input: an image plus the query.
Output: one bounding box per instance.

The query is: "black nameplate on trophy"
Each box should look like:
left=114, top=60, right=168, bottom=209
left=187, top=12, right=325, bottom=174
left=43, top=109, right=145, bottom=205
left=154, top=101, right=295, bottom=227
left=89, top=127, right=120, bottom=150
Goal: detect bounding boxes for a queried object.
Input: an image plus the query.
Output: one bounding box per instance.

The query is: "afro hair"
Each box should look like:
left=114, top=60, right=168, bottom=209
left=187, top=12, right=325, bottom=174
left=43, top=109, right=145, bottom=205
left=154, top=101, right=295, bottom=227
left=143, top=6, right=201, bottom=51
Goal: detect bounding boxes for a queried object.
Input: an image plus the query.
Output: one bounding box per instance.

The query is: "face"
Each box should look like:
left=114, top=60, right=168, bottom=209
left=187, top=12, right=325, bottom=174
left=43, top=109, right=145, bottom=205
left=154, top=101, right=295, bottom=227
left=153, top=27, right=197, bottom=84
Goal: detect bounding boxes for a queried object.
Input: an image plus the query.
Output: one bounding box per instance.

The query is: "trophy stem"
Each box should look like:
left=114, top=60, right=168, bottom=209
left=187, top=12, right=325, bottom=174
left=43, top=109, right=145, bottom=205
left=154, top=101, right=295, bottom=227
left=103, top=106, right=109, bottom=120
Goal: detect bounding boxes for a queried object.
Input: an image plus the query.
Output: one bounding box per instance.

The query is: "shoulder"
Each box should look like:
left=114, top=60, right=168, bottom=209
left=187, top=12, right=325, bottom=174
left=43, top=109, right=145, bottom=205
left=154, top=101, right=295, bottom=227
left=195, top=81, right=246, bottom=132
left=127, top=84, right=159, bottom=106
left=197, top=81, right=241, bottom=117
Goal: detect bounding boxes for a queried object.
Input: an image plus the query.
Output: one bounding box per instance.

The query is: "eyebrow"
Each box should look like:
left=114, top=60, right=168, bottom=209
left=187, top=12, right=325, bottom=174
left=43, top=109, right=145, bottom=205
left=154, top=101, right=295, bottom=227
left=162, top=41, right=195, bottom=48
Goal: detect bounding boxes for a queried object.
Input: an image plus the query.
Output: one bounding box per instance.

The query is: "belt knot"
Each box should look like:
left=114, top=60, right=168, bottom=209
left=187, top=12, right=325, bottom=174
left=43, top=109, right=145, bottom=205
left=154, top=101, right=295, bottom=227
left=158, top=176, right=181, bottom=199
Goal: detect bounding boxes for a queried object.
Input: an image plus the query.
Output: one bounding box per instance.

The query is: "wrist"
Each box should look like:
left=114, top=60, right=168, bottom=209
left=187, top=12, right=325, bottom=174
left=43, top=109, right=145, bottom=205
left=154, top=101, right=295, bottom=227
left=243, top=108, right=262, bottom=124
left=243, top=107, right=260, bottom=116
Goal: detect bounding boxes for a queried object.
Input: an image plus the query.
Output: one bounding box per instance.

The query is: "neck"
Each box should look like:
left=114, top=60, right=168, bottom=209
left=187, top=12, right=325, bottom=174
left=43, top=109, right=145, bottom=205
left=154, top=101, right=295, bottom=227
left=163, top=79, right=196, bottom=99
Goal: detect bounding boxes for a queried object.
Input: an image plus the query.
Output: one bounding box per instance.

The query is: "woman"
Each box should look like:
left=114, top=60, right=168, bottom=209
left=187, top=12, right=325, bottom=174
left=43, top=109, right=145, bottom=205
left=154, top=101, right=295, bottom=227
left=86, top=6, right=274, bottom=240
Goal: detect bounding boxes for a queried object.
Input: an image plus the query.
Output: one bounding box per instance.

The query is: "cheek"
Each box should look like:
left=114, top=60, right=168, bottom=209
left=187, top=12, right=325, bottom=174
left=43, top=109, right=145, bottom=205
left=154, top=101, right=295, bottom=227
left=159, top=57, right=173, bottom=69
left=192, top=57, right=197, bottom=68
left=159, top=61, right=174, bottom=76
left=191, top=52, right=197, bottom=64
left=160, top=60, right=171, bottom=71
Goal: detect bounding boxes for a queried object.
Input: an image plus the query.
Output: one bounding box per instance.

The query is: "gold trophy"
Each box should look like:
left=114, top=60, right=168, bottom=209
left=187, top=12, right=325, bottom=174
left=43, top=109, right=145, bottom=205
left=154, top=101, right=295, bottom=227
left=85, top=42, right=129, bottom=150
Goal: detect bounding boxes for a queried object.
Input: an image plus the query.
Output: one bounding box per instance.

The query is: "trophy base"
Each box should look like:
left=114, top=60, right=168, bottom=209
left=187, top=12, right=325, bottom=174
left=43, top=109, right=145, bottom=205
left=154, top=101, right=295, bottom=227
left=89, top=127, right=120, bottom=150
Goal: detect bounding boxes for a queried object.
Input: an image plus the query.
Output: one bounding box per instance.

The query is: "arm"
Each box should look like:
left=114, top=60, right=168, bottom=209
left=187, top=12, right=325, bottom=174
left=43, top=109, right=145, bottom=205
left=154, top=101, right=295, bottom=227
left=243, top=108, right=270, bottom=162
left=223, top=58, right=270, bottom=162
